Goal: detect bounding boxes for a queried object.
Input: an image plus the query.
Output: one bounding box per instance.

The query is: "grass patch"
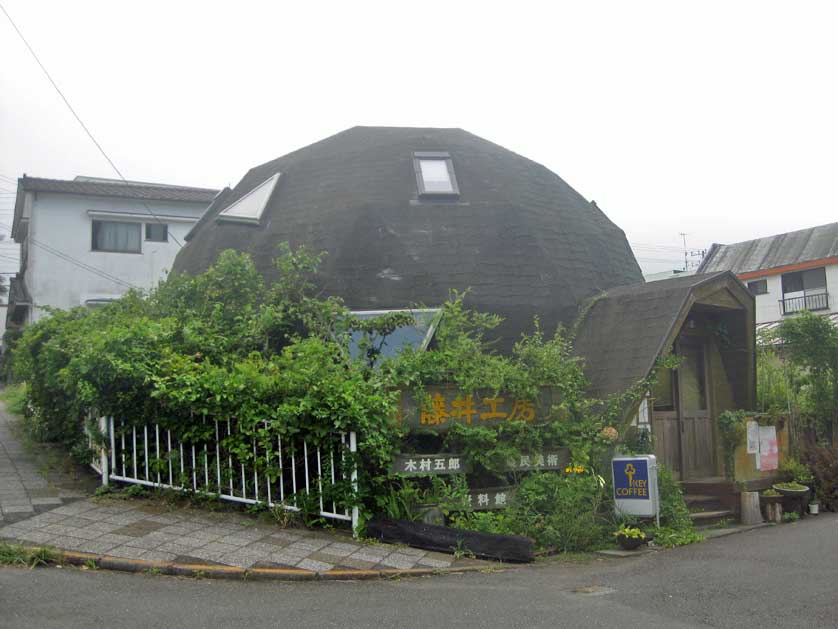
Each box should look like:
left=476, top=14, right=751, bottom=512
left=0, top=542, right=62, bottom=568
left=536, top=551, right=598, bottom=564
left=0, top=383, right=28, bottom=415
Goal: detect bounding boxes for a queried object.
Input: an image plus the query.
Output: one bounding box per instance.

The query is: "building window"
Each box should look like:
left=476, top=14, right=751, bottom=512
left=217, top=173, right=281, bottom=224
left=92, top=220, right=141, bottom=253
left=413, top=151, right=459, bottom=196
left=781, top=267, right=828, bottom=314
left=145, top=223, right=168, bottom=242
left=348, top=308, right=441, bottom=366
left=747, top=279, right=768, bottom=296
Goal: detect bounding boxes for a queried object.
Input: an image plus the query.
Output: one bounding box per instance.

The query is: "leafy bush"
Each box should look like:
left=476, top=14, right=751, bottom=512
left=451, top=470, right=610, bottom=552
left=8, top=244, right=681, bottom=550
left=802, top=442, right=838, bottom=510
left=772, top=311, right=838, bottom=442
left=778, top=456, right=814, bottom=485
left=717, top=410, right=746, bottom=479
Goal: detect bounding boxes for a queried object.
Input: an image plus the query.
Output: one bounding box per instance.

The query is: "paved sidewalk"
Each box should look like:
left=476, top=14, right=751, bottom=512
left=0, top=403, right=485, bottom=574
left=0, top=408, right=89, bottom=525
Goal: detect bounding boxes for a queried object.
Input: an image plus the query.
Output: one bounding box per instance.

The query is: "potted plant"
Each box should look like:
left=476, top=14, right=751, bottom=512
left=614, top=525, right=647, bottom=550
left=772, top=481, right=811, bottom=497
left=808, top=500, right=820, bottom=515
left=760, top=487, right=783, bottom=503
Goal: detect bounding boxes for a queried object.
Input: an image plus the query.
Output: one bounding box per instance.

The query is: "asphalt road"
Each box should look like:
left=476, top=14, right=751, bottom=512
left=2, top=516, right=837, bottom=628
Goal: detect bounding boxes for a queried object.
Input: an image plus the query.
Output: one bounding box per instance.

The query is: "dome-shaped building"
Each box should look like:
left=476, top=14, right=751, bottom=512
left=174, top=126, right=642, bottom=346
left=175, top=126, right=759, bottom=485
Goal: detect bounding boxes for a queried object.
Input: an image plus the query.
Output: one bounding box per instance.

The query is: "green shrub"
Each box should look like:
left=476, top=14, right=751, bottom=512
left=451, top=470, right=610, bottom=552
left=8, top=244, right=664, bottom=546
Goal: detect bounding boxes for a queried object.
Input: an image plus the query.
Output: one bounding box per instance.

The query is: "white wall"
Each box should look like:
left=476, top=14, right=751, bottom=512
left=26, top=192, right=207, bottom=322
left=749, top=263, right=838, bottom=325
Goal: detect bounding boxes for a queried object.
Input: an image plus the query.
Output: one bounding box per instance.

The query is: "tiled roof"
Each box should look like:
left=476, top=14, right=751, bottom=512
left=17, top=176, right=218, bottom=203
left=175, top=126, right=643, bottom=351
left=573, top=272, right=731, bottom=399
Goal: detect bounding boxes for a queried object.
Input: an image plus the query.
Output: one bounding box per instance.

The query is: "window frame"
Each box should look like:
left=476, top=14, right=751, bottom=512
left=217, top=172, right=281, bottom=225
left=91, top=219, right=142, bottom=254
left=781, top=267, right=827, bottom=297
left=413, top=151, right=460, bottom=197
left=144, top=222, right=169, bottom=243
left=747, top=279, right=768, bottom=296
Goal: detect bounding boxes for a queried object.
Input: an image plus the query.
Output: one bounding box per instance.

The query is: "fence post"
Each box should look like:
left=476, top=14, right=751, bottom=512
left=99, top=416, right=109, bottom=486
left=349, top=431, right=359, bottom=537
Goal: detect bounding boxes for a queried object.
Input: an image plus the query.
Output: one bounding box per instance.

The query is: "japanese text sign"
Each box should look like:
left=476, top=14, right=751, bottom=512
left=468, top=487, right=515, bottom=511
left=390, top=453, right=469, bottom=476
left=506, top=448, right=570, bottom=472
left=398, top=386, right=559, bottom=432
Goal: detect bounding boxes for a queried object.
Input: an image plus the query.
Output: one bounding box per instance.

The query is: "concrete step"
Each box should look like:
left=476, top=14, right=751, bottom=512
left=683, top=493, right=722, bottom=504
left=691, top=509, right=736, bottom=527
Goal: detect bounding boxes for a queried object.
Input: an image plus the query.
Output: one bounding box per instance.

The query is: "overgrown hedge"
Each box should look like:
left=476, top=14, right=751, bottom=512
left=8, top=245, right=695, bottom=548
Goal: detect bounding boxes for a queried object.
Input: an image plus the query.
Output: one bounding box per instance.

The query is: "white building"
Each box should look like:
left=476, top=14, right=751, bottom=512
left=7, top=175, right=217, bottom=327
left=697, top=222, right=838, bottom=332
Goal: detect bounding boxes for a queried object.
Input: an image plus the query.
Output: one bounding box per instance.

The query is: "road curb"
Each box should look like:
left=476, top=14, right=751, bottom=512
left=48, top=549, right=499, bottom=582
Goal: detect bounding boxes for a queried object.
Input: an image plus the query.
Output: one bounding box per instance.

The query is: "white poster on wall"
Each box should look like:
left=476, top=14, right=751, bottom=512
left=746, top=421, right=759, bottom=454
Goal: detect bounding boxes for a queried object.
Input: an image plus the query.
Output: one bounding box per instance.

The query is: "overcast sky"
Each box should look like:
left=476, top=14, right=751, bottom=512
left=2, top=1, right=837, bottom=274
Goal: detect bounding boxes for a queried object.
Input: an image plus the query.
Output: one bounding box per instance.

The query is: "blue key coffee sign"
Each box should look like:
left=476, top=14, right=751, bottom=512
left=613, top=458, right=650, bottom=500
left=612, top=455, right=659, bottom=521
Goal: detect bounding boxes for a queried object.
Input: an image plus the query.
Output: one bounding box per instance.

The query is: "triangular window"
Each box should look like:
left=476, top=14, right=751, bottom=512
left=348, top=308, right=441, bottom=366
left=217, top=173, right=280, bottom=224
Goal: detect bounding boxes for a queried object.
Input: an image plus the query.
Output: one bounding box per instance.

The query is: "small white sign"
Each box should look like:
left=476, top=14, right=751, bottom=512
left=746, top=421, right=759, bottom=454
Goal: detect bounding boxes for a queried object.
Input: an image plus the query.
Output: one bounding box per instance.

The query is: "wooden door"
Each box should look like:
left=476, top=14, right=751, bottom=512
left=651, top=365, right=682, bottom=478
left=677, top=339, right=715, bottom=479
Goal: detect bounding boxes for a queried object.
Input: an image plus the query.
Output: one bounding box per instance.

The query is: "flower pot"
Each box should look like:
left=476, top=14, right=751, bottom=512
left=809, top=502, right=820, bottom=515
left=773, top=484, right=810, bottom=498
left=616, top=534, right=645, bottom=551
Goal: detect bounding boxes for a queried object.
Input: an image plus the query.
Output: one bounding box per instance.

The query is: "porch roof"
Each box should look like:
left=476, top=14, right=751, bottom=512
left=573, top=271, right=750, bottom=400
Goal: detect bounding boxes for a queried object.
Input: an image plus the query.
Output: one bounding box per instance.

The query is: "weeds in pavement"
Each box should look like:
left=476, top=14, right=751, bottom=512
left=0, top=543, right=61, bottom=568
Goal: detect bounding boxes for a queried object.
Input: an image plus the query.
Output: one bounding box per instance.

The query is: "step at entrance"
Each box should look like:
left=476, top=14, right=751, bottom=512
left=681, top=478, right=740, bottom=525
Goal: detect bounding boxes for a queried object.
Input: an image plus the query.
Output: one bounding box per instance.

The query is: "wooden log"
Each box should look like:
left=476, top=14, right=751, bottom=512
left=366, top=518, right=534, bottom=563
left=740, top=491, right=763, bottom=525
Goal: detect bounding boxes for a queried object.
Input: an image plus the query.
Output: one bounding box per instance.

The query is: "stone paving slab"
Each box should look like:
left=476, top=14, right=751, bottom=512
left=0, top=401, right=489, bottom=575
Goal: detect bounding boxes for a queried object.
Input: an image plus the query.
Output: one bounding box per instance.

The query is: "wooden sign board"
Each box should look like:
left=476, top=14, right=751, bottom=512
left=390, top=453, right=469, bottom=476
left=506, top=448, right=570, bottom=472
left=398, top=386, right=560, bottom=432
left=468, top=486, right=516, bottom=511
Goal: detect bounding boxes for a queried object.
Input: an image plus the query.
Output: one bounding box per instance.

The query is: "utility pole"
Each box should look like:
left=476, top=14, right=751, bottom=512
left=679, top=233, right=689, bottom=272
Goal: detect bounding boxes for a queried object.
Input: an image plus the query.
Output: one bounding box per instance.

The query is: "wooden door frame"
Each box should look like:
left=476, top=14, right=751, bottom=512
left=675, top=335, right=714, bottom=479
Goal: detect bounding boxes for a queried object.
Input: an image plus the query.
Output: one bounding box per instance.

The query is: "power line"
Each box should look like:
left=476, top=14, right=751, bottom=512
left=0, top=221, right=138, bottom=289
left=0, top=1, right=184, bottom=248
left=29, top=237, right=138, bottom=290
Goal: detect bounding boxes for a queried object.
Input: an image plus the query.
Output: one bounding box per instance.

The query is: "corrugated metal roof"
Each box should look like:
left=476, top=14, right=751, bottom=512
left=756, top=312, right=838, bottom=343
left=698, top=222, right=838, bottom=275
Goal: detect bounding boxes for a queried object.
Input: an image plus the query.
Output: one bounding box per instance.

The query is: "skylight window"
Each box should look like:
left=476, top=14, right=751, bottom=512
left=348, top=308, right=441, bottom=366
left=414, top=152, right=459, bottom=196
left=217, top=172, right=280, bottom=224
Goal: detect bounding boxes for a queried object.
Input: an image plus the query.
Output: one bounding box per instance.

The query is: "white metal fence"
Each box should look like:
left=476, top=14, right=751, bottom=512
left=87, top=416, right=359, bottom=531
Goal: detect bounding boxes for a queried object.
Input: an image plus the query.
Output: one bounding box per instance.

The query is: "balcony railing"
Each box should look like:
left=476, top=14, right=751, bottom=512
left=780, top=291, right=829, bottom=315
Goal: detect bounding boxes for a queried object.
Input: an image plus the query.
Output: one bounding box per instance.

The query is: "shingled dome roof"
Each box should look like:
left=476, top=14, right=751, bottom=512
left=174, top=126, right=643, bottom=347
